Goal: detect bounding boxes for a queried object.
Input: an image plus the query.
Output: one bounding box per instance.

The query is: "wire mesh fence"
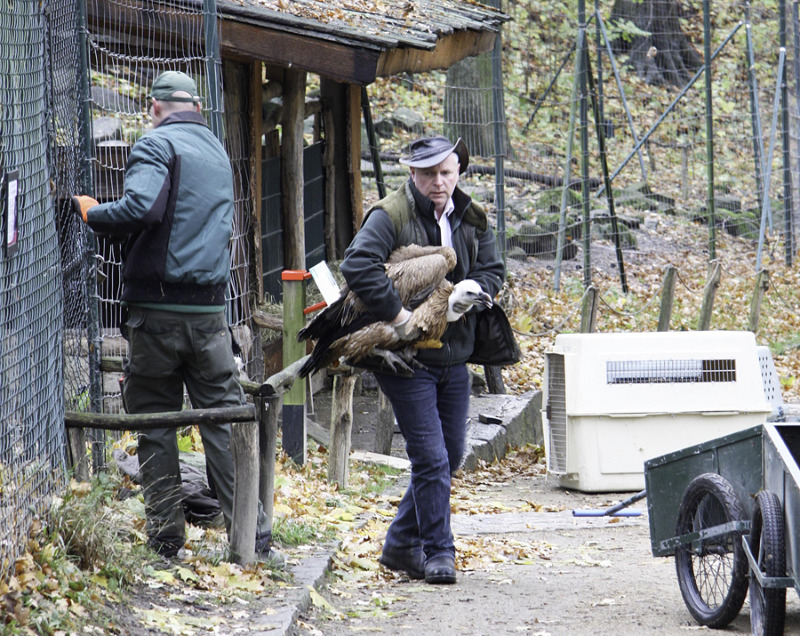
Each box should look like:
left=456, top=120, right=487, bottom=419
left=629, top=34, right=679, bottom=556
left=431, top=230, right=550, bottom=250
left=63, top=1, right=259, bottom=412
left=361, top=0, right=798, bottom=292
left=4, top=0, right=800, bottom=584
left=0, top=0, right=70, bottom=577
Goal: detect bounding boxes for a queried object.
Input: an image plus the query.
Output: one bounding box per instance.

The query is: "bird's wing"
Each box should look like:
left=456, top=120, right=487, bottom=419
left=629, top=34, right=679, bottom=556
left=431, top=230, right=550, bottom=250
left=297, top=246, right=457, bottom=377
left=388, top=252, right=454, bottom=308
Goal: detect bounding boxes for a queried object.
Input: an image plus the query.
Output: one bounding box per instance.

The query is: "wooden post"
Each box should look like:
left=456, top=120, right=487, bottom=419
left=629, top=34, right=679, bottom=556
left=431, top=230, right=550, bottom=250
left=255, top=354, right=310, bottom=530
left=658, top=265, right=676, bottom=332
left=748, top=269, right=770, bottom=333
left=230, top=420, right=258, bottom=566
left=348, top=85, right=364, bottom=234
left=250, top=60, right=265, bottom=304
left=281, top=270, right=309, bottom=464
left=281, top=67, right=307, bottom=271
left=328, top=373, right=357, bottom=487
left=67, top=428, right=90, bottom=482
left=580, top=284, right=598, bottom=333
left=257, top=396, right=277, bottom=526
left=484, top=366, right=506, bottom=394
left=373, top=388, right=394, bottom=455
left=698, top=259, right=721, bottom=331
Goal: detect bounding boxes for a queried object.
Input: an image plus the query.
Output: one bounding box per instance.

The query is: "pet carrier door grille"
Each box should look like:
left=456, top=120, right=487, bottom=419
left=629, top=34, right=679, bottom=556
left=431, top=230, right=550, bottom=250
left=545, top=352, right=566, bottom=473
left=605, top=359, right=736, bottom=384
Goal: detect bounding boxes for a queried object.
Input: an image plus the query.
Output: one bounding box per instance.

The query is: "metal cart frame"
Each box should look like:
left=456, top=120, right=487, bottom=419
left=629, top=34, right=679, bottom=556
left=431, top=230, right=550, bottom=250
left=645, top=422, right=800, bottom=634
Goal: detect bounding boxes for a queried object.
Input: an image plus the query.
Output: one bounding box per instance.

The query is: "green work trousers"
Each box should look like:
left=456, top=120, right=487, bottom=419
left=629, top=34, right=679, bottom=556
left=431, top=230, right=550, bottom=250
left=121, top=306, right=269, bottom=551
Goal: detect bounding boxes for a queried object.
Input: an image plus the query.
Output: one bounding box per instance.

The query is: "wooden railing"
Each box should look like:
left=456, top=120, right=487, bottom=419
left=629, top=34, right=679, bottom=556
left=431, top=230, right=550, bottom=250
left=63, top=354, right=310, bottom=566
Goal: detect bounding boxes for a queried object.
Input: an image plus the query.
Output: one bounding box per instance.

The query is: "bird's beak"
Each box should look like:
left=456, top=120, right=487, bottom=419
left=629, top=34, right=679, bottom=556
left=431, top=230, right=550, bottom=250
left=476, top=291, right=493, bottom=309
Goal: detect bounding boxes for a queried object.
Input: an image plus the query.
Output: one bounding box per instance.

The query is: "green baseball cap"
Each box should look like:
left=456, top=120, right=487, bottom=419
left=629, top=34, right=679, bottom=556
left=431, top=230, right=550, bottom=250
left=149, top=71, right=200, bottom=102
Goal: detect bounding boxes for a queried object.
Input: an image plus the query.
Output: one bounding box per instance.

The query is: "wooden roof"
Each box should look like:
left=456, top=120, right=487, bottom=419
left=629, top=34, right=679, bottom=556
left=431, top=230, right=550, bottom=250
left=217, top=0, right=510, bottom=84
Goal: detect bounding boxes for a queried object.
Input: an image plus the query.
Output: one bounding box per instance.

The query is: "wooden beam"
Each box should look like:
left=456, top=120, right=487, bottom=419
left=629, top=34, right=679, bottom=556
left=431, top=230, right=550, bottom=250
left=281, top=68, right=307, bottom=270
left=251, top=61, right=265, bottom=304
left=320, top=79, right=353, bottom=256
left=348, top=85, right=363, bottom=233
left=64, top=405, right=257, bottom=430
left=322, top=99, right=338, bottom=259
left=377, top=30, right=498, bottom=76
left=220, top=21, right=379, bottom=85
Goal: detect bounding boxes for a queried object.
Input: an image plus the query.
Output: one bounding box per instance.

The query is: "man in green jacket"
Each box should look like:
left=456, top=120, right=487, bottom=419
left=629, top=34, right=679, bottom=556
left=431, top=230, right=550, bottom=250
left=73, top=71, right=279, bottom=564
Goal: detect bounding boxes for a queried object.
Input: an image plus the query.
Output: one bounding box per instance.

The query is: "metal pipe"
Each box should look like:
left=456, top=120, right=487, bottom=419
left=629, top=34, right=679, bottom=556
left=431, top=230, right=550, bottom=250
left=578, top=0, right=591, bottom=289
left=584, top=45, right=627, bottom=293
left=203, top=0, right=224, bottom=141
left=361, top=86, right=386, bottom=200
left=780, top=0, right=794, bottom=266
left=572, top=489, right=647, bottom=517
left=703, top=0, right=716, bottom=261
left=554, top=29, right=583, bottom=293
left=746, top=16, right=766, bottom=222
left=757, top=48, right=787, bottom=271
left=596, top=12, right=647, bottom=183
left=78, top=0, right=105, bottom=472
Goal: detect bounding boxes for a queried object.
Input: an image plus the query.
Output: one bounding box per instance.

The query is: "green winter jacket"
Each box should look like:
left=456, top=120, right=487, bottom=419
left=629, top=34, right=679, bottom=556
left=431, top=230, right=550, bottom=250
left=86, top=111, right=234, bottom=307
left=341, top=178, right=505, bottom=367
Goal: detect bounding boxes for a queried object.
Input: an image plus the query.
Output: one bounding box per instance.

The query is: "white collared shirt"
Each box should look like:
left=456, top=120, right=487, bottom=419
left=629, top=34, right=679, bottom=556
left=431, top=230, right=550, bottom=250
left=437, top=198, right=455, bottom=248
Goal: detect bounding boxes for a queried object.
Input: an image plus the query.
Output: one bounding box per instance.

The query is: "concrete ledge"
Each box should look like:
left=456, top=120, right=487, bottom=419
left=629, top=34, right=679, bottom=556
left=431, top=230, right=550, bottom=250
left=461, top=390, right=542, bottom=472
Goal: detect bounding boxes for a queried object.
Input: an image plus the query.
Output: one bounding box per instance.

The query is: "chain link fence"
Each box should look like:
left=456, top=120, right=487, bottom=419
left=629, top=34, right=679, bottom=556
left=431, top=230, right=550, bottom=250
left=0, top=0, right=71, bottom=577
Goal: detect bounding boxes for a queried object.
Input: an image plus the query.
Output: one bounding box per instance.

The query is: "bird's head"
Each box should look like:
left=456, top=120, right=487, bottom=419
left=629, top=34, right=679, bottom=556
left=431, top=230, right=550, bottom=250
left=446, top=279, right=493, bottom=321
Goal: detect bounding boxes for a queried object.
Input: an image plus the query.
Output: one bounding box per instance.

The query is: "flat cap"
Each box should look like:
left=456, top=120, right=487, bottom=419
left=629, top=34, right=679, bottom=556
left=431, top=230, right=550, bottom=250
left=149, top=71, right=200, bottom=103
left=399, top=136, right=469, bottom=174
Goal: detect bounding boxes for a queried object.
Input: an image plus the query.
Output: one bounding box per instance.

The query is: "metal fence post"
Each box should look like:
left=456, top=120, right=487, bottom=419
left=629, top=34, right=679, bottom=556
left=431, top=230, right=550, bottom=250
left=703, top=0, right=717, bottom=261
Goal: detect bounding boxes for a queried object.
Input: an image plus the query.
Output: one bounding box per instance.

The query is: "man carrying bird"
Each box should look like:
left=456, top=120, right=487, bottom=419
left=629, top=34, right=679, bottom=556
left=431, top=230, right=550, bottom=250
left=338, top=136, right=505, bottom=584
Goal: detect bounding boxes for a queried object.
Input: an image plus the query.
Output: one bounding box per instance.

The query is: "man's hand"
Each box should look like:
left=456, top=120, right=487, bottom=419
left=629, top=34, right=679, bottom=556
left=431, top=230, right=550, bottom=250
left=71, top=195, right=99, bottom=223
left=391, top=308, right=418, bottom=339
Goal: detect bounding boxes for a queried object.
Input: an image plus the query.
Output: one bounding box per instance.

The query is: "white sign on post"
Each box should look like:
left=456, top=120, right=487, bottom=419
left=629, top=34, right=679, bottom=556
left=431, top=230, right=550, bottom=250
left=309, top=261, right=342, bottom=306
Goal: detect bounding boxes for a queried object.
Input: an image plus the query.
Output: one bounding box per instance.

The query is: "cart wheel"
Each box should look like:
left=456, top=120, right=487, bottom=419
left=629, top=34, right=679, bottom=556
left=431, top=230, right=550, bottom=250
left=748, top=490, right=786, bottom=636
left=674, top=473, right=748, bottom=628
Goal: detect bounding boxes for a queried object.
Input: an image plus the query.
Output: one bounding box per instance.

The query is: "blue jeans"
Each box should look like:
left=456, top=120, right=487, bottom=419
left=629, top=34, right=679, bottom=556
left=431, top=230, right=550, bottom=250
left=375, top=363, right=470, bottom=561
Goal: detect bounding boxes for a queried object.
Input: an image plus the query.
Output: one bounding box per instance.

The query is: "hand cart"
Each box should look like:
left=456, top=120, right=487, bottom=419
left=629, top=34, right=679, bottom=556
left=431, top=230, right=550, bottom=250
left=644, top=421, right=800, bottom=634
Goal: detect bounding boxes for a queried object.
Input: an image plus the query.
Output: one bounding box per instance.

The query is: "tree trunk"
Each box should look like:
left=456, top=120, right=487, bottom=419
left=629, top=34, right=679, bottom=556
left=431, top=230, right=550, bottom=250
left=610, top=0, right=702, bottom=89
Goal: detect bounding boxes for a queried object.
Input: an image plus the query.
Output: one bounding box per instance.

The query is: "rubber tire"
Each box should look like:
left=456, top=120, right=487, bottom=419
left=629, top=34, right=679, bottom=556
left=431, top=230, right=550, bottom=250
left=674, top=472, right=749, bottom=628
left=748, top=490, right=786, bottom=636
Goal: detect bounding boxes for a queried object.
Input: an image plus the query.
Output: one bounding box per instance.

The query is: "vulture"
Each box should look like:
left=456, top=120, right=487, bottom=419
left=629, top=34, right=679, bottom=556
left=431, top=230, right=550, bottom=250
left=297, top=244, right=493, bottom=378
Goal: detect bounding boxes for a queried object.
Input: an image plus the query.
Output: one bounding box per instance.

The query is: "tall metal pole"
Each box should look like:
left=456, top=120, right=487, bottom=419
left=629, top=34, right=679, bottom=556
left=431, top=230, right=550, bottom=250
left=793, top=2, right=800, bottom=259
left=780, top=0, right=795, bottom=265
left=553, top=29, right=583, bottom=293
left=595, top=0, right=604, bottom=141
left=203, top=0, right=224, bottom=141
left=78, top=0, right=105, bottom=472
left=703, top=0, right=716, bottom=261
left=578, top=0, right=592, bottom=289
left=490, top=3, right=506, bottom=268
left=746, top=16, right=766, bottom=219
left=584, top=46, right=627, bottom=293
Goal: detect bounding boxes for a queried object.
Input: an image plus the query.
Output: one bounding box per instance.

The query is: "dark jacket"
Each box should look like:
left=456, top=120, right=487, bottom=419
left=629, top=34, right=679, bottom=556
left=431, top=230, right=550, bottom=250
left=85, top=111, right=234, bottom=306
left=340, top=178, right=505, bottom=367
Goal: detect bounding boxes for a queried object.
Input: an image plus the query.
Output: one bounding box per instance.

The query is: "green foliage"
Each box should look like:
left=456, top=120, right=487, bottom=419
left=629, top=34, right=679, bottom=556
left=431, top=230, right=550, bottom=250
left=272, top=517, right=334, bottom=546
left=605, top=18, right=651, bottom=44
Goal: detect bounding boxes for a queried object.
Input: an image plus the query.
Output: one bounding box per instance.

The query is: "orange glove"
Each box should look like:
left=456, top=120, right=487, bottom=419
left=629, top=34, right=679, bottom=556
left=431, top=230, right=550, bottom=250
left=71, top=195, right=98, bottom=223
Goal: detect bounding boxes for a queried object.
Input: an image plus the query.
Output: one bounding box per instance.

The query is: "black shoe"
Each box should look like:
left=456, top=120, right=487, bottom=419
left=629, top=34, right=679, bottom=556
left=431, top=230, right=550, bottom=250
left=148, top=537, right=183, bottom=560
left=424, top=554, right=456, bottom=584
left=255, top=532, right=286, bottom=569
left=379, top=545, right=425, bottom=579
